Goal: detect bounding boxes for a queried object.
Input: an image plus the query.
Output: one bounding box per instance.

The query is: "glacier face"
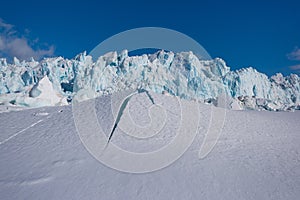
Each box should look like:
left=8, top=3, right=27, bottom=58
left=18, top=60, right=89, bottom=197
left=0, top=50, right=299, bottom=111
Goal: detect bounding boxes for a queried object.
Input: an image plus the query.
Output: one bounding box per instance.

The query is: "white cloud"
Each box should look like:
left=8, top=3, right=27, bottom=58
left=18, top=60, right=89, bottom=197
left=0, top=19, right=13, bottom=32
left=289, top=64, right=300, bottom=72
left=0, top=37, right=5, bottom=50
left=0, top=18, right=55, bottom=61
left=287, top=47, right=300, bottom=61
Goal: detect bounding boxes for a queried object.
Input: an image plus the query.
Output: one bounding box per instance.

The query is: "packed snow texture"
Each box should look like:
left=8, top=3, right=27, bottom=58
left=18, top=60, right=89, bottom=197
left=0, top=50, right=300, bottom=111
left=0, top=94, right=300, bottom=199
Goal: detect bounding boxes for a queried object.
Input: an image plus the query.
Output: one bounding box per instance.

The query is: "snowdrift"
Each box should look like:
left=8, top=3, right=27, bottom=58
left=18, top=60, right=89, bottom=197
left=0, top=94, right=299, bottom=199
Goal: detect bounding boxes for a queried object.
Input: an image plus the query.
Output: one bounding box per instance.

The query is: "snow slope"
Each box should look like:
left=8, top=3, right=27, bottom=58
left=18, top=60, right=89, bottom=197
left=0, top=93, right=299, bottom=200
left=0, top=51, right=300, bottom=111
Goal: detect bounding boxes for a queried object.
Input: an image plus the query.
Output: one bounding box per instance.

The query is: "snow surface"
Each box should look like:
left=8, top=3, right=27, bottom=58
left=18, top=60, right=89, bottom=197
left=0, top=51, right=300, bottom=111
left=0, top=93, right=300, bottom=199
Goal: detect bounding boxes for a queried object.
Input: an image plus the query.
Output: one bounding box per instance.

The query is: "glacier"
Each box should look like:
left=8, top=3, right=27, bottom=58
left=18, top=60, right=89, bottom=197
left=0, top=50, right=299, bottom=111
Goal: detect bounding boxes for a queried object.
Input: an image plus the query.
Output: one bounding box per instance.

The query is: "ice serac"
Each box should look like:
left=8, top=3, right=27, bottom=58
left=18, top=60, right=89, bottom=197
left=27, top=76, right=68, bottom=106
left=0, top=50, right=299, bottom=111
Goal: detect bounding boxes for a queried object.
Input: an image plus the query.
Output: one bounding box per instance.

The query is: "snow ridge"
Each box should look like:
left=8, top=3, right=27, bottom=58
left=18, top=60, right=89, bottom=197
left=0, top=50, right=299, bottom=111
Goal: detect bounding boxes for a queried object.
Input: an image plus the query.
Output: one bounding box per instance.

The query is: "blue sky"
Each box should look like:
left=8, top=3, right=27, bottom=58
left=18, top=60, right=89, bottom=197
left=0, top=0, right=300, bottom=76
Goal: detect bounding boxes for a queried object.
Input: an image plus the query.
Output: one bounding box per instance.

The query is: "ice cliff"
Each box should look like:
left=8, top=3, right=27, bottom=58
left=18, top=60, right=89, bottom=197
left=0, top=50, right=299, bottom=111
